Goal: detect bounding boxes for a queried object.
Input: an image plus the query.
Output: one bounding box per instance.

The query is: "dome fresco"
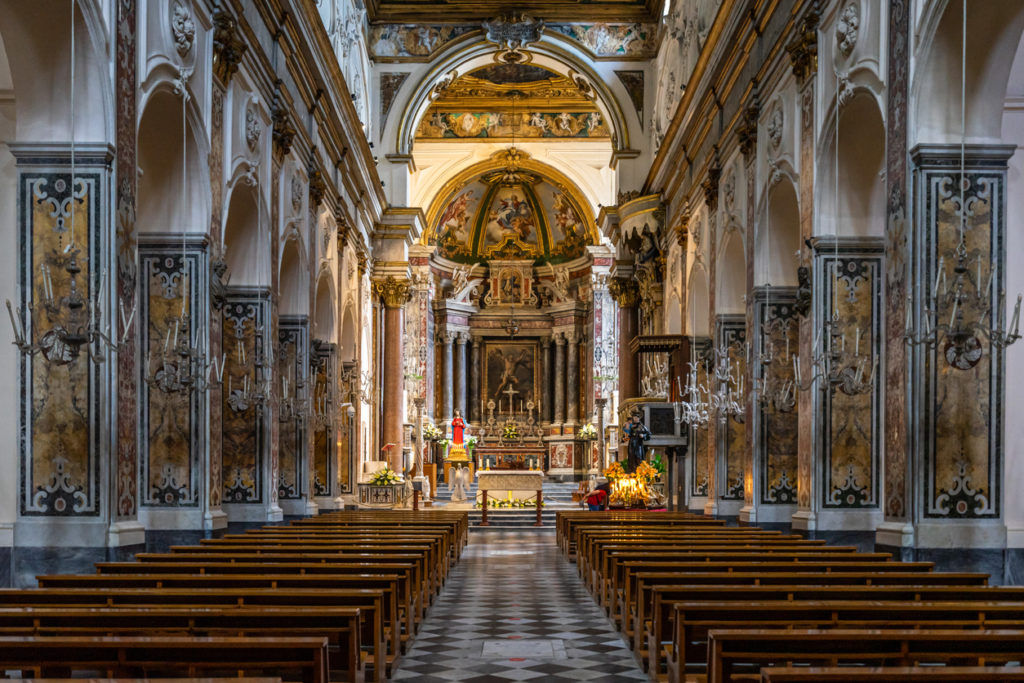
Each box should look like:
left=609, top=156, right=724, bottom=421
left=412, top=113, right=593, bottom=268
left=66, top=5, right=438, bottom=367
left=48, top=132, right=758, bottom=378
left=428, top=169, right=593, bottom=264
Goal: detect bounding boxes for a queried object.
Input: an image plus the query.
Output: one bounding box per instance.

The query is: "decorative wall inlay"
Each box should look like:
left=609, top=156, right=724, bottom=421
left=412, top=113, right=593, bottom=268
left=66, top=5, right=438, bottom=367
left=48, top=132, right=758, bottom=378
left=171, top=2, right=196, bottom=56
left=277, top=318, right=307, bottom=500
left=836, top=4, right=860, bottom=58
left=915, top=149, right=1012, bottom=520
left=883, top=0, right=910, bottom=521
left=718, top=319, right=746, bottom=500
left=310, top=340, right=335, bottom=497
left=221, top=292, right=268, bottom=503
left=416, top=111, right=608, bottom=139
left=19, top=170, right=102, bottom=516
left=818, top=248, right=882, bottom=509
left=380, top=72, right=410, bottom=125
left=755, top=292, right=799, bottom=505
left=614, top=71, right=644, bottom=125
left=549, top=23, right=657, bottom=58
left=689, top=338, right=711, bottom=497
left=115, top=0, right=140, bottom=520
left=140, top=245, right=206, bottom=507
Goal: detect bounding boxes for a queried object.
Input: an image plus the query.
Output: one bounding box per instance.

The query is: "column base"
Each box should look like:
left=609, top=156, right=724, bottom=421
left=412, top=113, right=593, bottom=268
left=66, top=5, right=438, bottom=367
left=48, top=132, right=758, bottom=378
left=266, top=504, right=284, bottom=522
left=791, top=509, right=816, bottom=531
left=204, top=509, right=228, bottom=532
left=0, top=522, right=12, bottom=547
left=875, top=520, right=915, bottom=548
left=703, top=500, right=718, bottom=516
left=914, top=520, right=1006, bottom=549
left=107, top=520, right=146, bottom=548
left=304, top=501, right=320, bottom=516
left=739, top=504, right=756, bottom=524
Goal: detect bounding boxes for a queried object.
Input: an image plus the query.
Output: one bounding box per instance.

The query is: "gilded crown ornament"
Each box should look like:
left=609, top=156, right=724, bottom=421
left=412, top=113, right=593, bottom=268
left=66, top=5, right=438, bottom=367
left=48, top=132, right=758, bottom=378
left=375, top=276, right=411, bottom=308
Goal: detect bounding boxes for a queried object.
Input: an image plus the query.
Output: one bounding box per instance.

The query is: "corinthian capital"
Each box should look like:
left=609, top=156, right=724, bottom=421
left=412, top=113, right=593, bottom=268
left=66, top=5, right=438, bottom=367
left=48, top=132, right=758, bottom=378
left=609, top=278, right=640, bottom=308
left=375, top=276, right=411, bottom=308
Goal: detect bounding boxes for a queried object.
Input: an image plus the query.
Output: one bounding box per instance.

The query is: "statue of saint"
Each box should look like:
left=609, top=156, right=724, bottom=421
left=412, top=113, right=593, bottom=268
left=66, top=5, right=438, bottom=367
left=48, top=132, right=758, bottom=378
left=447, top=409, right=469, bottom=462
left=451, top=409, right=465, bottom=445
left=622, top=412, right=651, bottom=473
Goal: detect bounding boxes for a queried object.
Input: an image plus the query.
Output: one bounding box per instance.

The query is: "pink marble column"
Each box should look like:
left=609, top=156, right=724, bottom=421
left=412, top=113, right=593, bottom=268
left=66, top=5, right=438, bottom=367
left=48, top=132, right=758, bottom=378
left=376, top=277, right=409, bottom=471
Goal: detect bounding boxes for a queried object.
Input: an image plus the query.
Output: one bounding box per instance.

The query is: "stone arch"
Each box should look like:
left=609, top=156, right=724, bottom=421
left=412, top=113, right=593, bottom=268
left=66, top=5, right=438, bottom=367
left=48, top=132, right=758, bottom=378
left=222, top=181, right=267, bottom=287
left=340, top=304, right=357, bottom=363
left=137, top=85, right=210, bottom=234
left=686, top=265, right=710, bottom=337
left=313, top=271, right=336, bottom=343
left=278, top=234, right=308, bottom=316
left=716, top=230, right=746, bottom=314
left=756, top=176, right=801, bottom=287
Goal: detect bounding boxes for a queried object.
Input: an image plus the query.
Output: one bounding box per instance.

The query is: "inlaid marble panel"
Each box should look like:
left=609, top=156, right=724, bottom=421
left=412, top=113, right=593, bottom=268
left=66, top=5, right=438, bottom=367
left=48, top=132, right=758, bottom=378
left=820, top=252, right=882, bottom=510
left=689, top=338, right=711, bottom=497
left=277, top=318, right=307, bottom=500
left=221, top=293, right=268, bottom=504
left=756, top=294, right=798, bottom=505
left=718, top=320, right=745, bottom=501
left=20, top=171, right=100, bottom=517
left=310, top=340, right=335, bottom=497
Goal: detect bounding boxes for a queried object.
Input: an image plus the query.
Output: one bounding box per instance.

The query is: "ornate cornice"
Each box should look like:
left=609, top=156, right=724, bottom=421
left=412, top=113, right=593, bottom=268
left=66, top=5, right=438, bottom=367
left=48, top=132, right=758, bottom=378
left=375, top=276, right=411, bottom=308
left=212, top=9, right=247, bottom=85
left=787, top=7, right=820, bottom=84
left=608, top=278, right=640, bottom=308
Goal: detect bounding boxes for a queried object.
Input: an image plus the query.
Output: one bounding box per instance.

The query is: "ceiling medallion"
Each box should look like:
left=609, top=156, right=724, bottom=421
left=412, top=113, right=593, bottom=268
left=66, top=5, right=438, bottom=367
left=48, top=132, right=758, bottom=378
left=481, top=147, right=541, bottom=186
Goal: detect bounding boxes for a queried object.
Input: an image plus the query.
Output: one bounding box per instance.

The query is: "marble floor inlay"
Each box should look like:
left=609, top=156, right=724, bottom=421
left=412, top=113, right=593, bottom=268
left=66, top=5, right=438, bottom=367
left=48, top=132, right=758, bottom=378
left=392, top=530, right=646, bottom=682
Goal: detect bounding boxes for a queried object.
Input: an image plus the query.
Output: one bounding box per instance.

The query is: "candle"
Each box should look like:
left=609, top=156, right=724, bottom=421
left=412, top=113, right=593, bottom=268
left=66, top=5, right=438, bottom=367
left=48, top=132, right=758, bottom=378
left=785, top=335, right=790, bottom=360
left=855, top=328, right=860, bottom=356
left=949, top=298, right=959, bottom=328
left=1011, top=294, right=1022, bottom=337
left=6, top=301, right=21, bottom=344
left=935, top=256, right=945, bottom=293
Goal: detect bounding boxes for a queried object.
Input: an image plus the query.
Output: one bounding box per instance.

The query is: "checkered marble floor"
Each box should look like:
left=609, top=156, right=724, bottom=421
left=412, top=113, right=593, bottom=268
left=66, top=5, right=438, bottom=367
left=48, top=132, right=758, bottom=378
left=392, top=530, right=646, bottom=682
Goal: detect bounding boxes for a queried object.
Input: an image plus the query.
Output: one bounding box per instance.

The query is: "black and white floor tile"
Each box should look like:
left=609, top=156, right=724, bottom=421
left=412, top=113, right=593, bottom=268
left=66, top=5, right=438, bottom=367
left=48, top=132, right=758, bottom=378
left=392, top=530, right=646, bottom=682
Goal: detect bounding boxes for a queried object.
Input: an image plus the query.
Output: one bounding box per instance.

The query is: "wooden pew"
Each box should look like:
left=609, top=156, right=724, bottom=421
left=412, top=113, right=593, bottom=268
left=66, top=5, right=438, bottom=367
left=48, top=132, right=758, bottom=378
left=760, top=665, right=1024, bottom=681
left=0, top=633, right=331, bottom=683
left=669, top=602, right=1024, bottom=682
left=0, top=606, right=361, bottom=681
left=0, top=587, right=389, bottom=679
left=639, top=578, right=1004, bottom=671
left=36, top=572, right=418, bottom=650
left=706, top=629, right=1024, bottom=683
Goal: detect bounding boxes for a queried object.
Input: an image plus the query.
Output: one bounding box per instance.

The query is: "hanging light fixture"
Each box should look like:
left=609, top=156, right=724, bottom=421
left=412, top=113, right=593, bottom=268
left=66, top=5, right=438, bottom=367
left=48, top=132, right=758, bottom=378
left=143, top=66, right=223, bottom=395
left=905, top=0, right=1021, bottom=365
left=7, top=0, right=136, bottom=365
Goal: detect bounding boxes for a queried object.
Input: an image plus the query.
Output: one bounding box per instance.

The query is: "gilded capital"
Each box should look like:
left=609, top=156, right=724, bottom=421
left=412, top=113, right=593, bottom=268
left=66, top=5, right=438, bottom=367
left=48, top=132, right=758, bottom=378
left=375, top=276, right=411, bottom=308
left=609, top=278, right=640, bottom=308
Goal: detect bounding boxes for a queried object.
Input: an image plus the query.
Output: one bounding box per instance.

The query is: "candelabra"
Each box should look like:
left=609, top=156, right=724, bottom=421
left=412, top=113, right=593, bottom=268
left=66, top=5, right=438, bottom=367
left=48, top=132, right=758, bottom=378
left=226, top=331, right=271, bottom=413
left=674, top=363, right=711, bottom=428
left=640, top=353, right=670, bottom=398
left=904, top=242, right=1021, bottom=369
left=145, top=312, right=224, bottom=395
left=793, top=313, right=874, bottom=395
left=756, top=318, right=796, bottom=413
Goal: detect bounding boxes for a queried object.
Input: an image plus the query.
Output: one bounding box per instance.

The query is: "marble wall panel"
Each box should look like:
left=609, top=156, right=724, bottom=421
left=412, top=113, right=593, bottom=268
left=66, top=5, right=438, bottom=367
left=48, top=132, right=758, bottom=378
left=820, top=252, right=882, bottom=509
left=221, top=293, right=268, bottom=503
left=277, top=318, right=307, bottom=500
left=756, top=295, right=798, bottom=505
left=719, top=320, right=746, bottom=500
left=21, top=171, right=101, bottom=516
left=689, top=337, right=711, bottom=497
left=310, top=340, right=335, bottom=496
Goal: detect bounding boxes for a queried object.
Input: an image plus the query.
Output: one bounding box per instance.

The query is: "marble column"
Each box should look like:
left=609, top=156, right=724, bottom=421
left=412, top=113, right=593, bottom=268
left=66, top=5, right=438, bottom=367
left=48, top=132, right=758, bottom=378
left=376, top=277, right=410, bottom=471
left=469, top=337, right=481, bottom=424
left=439, top=332, right=454, bottom=421
left=553, top=334, right=567, bottom=424
left=611, top=279, right=640, bottom=402
left=455, top=333, right=468, bottom=419
left=566, top=331, right=580, bottom=424
left=541, top=338, right=553, bottom=424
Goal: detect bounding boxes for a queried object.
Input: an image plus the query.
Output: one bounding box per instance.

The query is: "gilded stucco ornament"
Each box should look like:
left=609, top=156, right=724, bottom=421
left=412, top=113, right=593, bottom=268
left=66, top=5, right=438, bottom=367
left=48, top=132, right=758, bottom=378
left=375, top=276, right=412, bottom=308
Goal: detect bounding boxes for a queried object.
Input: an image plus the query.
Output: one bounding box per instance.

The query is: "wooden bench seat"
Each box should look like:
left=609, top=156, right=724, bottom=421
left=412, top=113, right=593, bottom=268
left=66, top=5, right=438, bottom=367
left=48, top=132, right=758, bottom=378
left=705, top=629, right=1024, bottom=683
left=759, top=665, right=1024, bottom=681
left=0, top=635, right=329, bottom=683
left=0, top=586, right=390, bottom=679
left=669, top=602, right=1024, bottom=682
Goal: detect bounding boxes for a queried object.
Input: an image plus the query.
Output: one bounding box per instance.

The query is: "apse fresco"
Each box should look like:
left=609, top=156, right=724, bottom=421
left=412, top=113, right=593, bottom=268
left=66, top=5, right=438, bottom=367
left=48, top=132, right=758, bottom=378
left=430, top=174, right=593, bottom=264
left=926, top=171, right=1000, bottom=519
left=24, top=173, right=98, bottom=516
left=822, top=255, right=881, bottom=509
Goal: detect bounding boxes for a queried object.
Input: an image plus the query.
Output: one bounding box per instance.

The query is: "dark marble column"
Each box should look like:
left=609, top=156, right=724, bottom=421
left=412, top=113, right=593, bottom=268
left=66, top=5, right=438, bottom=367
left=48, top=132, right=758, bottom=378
left=469, top=337, right=481, bottom=424
left=376, top=277, right=410, bottom=471
left=541, top=338, right=553, bottom=423
left=455, top=333, right=468, bottom=420
left=554, top=333, right=566, bottom=424
left=440, top=331, right=454, bottom=420
left=566, top=331, right=579, bottom=424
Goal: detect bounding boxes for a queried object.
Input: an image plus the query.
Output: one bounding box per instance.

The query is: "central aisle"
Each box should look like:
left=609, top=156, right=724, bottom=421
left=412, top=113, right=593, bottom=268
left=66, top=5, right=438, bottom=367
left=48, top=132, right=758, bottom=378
left=393, top=530, right=646, bottom=682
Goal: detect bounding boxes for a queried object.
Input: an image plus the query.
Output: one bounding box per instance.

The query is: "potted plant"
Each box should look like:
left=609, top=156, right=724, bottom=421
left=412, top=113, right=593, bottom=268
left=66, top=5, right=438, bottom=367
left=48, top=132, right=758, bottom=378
left=577, top=423, right=598, bottom=440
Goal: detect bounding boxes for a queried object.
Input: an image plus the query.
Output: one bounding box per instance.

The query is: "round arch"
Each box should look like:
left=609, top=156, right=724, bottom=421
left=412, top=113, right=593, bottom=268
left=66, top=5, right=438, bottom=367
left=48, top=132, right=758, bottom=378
left=340, top=304, right=357, bottom=363
left=392, top=40, right=633, bottom=157
left=313, top=271, right=336, bottom=343
left=687, top=265, right=710, bottom=338
left=279, top=235, right=308, bottom=316
left=716, top=230, right=746, bottom=314
left=223, top=181, right=268, bottom=287
left=756, top=176, right=801, bottom=287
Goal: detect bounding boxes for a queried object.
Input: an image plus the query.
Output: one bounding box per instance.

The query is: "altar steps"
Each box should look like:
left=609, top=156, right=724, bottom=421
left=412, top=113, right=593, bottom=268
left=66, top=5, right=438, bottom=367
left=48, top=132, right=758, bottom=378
left=467, top=509, right=559, bottom=529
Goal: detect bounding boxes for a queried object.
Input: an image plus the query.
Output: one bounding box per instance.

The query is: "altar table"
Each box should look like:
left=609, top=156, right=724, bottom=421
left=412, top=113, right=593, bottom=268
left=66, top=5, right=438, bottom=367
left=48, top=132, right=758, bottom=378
left=476, top=470, right=545, bottom=526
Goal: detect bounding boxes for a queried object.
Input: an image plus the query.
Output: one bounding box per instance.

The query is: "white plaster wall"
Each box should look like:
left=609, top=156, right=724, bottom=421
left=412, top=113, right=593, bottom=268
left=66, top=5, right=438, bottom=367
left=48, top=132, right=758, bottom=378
left=1001, top=41, right=1024, bottom=548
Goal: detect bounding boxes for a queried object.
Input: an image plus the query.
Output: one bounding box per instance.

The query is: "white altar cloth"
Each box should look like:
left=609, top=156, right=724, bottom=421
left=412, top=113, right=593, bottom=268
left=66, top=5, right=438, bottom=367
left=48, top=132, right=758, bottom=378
left=476, top=470, right=544, bottom=504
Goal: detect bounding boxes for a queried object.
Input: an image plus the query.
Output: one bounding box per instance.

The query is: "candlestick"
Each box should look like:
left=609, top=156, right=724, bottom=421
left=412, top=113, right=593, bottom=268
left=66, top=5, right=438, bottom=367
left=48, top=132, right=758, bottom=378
left=1011, top=294, right=1022, bottom=337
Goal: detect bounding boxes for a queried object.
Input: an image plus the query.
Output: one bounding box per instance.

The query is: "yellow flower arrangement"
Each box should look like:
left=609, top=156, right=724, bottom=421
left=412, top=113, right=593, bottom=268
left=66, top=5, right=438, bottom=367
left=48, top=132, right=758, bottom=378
left=634, top=461, right=660, bottom=485
left=603, top=461, right=626, bottom=482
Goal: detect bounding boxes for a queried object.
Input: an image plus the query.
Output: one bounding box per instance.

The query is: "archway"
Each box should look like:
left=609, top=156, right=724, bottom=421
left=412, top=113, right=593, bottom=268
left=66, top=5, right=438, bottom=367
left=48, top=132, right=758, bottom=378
left=756, top=178, right=800, bottom=287
left=222, top=182, right=267, bottom=287
left=716, top=231, right=746, bottom=314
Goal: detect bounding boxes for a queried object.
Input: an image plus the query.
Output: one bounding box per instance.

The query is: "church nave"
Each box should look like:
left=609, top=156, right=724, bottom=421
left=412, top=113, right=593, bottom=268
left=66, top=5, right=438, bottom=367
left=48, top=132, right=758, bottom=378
left=393, top=530, right=646, bottom=683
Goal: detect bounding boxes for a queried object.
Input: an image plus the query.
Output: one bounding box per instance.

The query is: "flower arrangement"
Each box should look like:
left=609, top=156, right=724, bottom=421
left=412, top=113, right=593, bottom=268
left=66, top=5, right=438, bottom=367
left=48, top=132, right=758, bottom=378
left=634, top=461, right=660, bottom=485
left=368, top=466, right=403, bottom=486
left=603, top=461, right=626, bottom=482
left=577, top=423, right=598, bottom=440
left=475, top=496, right=544, bottom=509
left=465, top=434, right=478, bottom=458
left=502, top=423, right=519, bottom=440
left=423, top=423, right=444, bottom=441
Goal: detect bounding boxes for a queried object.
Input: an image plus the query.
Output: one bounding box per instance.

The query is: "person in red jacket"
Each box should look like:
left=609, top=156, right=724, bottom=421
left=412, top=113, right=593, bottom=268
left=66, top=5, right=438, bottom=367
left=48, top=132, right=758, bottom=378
left=585, top=480, right=610, bottom=511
